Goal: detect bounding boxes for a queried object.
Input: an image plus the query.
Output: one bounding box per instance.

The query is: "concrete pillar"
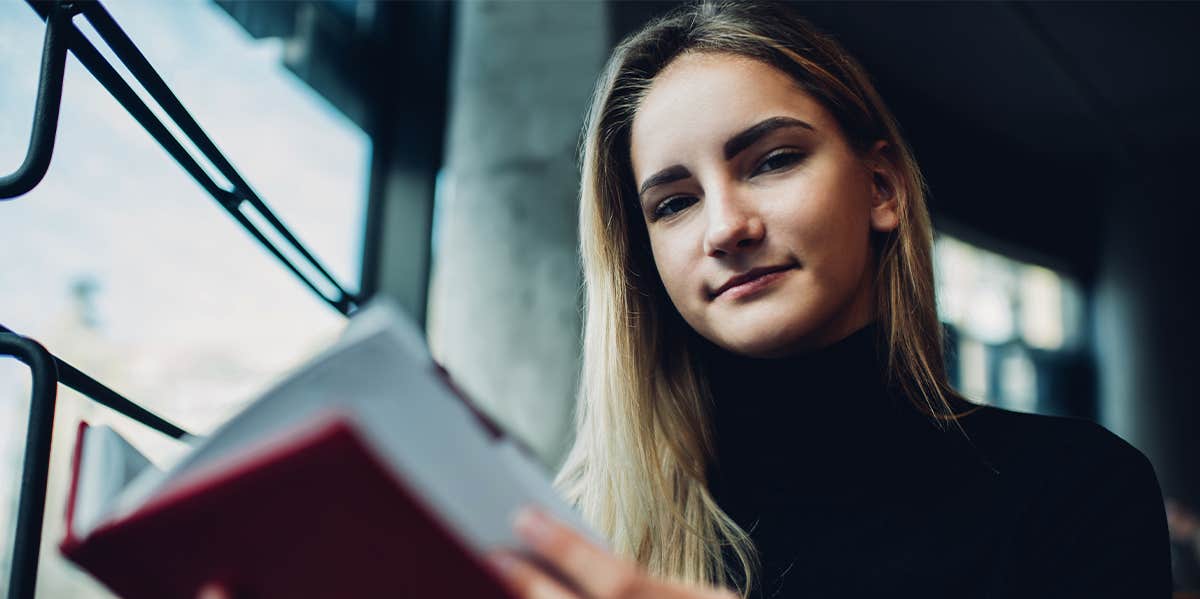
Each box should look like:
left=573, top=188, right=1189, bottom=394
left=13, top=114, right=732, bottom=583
left=429, top=1, right=608, bottom=466
left=1094, top=163, right=1200, bottom=507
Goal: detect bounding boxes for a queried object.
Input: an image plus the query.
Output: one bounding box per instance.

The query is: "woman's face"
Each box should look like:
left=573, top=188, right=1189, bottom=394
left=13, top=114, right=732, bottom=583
left=629, top=52, right=899, bottom=357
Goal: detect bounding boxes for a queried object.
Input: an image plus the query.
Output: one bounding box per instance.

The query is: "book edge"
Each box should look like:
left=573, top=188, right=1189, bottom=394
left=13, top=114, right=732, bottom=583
left=62, top=413, right=516, bottom=599
left=59, top=420, right=89, bottom=555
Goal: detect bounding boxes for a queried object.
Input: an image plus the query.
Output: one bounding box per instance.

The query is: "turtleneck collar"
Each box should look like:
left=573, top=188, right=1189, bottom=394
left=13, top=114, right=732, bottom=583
left=700, top=321, right=963, bottom=504
left=701, top=321, right=899, bottom=425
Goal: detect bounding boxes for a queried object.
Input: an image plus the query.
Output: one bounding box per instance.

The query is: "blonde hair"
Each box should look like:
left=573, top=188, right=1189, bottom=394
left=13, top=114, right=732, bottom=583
left=555, top=1, right=976, bottom=595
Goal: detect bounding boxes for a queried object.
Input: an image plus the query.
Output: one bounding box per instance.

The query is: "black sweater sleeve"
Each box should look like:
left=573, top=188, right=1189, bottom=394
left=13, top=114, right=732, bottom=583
left=1007, top=421, right=1173, bottom=598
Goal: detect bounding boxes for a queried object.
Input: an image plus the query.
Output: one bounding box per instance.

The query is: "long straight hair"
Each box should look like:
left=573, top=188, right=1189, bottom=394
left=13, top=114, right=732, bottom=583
left=555, top=2, right=973, bottom=594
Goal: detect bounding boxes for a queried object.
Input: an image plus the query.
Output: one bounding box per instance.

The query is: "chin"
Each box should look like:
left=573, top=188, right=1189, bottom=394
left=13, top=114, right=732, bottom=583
left=702, top=299, right=844, bottom=358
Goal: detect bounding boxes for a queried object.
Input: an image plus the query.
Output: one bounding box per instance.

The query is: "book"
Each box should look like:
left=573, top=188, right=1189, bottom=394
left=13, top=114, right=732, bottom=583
left=59, top=299, right=595, bottom=598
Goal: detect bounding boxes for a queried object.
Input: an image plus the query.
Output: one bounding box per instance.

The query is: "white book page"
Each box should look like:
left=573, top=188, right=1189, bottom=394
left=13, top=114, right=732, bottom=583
left=343, top=317, right=597, bottom=553
left=491, top=439, right=604, bottom=548
left=74, top=425, right=160, bottom=538
left=105, top=299, right=596, bottom=553
left=108, top=322, right=405, bottom=518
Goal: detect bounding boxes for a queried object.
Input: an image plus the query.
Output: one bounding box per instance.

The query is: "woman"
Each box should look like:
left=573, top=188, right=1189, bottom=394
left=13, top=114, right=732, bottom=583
left=488, top=1, right=1171, bottom=598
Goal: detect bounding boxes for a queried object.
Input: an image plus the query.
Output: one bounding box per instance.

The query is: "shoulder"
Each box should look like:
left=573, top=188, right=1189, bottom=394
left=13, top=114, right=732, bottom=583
left=954, top=405, right=1172, bottom=596
left=956, top=403, right=1154, bottom=481
left=945, top=404, right=1168, bottom=542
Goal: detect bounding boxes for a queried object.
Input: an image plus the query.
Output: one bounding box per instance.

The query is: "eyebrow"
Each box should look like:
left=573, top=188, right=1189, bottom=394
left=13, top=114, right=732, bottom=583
left=637, top=116, right=816, bottom=198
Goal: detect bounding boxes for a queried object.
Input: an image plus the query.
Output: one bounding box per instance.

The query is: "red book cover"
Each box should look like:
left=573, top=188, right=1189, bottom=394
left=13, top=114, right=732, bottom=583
left=60, top=417, right=516, bottom=599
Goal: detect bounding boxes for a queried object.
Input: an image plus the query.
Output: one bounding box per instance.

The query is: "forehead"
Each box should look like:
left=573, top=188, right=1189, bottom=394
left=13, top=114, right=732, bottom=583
left=629, top=52, right=833, bottom=176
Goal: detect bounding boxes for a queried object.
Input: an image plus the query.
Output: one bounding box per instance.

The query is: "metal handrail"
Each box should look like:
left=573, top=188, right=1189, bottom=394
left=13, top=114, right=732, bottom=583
left=0, top=333, right=58, bottom=599
left=0, top=324, right=191, bottom=440
left=14, top=0, right=359, bottom=316
left=0, top=1, right=69, bottom=199
left=0, top=326, right=192, bottom=599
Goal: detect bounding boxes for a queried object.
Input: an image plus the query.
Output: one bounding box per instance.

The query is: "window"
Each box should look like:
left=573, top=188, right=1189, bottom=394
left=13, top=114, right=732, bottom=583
left=934, top=234, right=1087, bottom=413
left=0, top=0, right=369, bottom=595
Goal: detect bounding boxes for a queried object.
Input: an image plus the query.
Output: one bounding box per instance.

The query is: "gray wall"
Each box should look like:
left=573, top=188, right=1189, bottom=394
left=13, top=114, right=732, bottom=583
left=426, top=0, right=609, bottom=465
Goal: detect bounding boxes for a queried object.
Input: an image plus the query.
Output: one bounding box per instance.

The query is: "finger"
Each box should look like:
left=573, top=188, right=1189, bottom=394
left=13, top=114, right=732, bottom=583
left=196, top=583, right=231, bottom=599
left=487, top=551, right=582, bottom=599
left=514, top=508, right=642, bottom=599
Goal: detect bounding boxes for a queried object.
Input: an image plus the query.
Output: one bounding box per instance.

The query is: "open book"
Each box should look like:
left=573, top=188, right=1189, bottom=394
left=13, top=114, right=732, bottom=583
left=60, top=300, right=594, bottom=598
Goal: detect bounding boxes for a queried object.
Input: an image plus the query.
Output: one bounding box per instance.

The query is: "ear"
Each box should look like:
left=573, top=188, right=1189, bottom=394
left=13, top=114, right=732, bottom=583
left=865, top=140, right=900, bottom=234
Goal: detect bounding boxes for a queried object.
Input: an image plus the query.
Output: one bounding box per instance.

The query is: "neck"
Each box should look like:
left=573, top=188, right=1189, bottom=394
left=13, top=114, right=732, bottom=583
left=699, top=320, right=890, bottom=409
left=700, top=320, right=931, bottom=495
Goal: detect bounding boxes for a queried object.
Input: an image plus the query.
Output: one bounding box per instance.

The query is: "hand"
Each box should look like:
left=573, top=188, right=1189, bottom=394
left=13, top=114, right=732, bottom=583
left=488, top=507, right=737, bottom=599
left=1167, top=498, right=1199, bottom=541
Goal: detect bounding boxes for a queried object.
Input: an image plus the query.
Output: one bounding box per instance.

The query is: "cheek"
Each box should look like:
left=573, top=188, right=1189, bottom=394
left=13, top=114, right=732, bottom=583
left=648, top=230, right=705, bottom=321
left=774, top=171, right=873, bottom=279
left=648, top=235, right=689, bottom=302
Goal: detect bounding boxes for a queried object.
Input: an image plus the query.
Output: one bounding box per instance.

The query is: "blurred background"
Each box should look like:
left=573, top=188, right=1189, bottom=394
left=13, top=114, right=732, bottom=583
left=1, top=0, right=1197, bottom=596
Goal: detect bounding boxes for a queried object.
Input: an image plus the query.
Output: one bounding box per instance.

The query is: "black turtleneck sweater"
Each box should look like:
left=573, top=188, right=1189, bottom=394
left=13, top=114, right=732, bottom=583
left=703, top=323, right=1172, bottom=598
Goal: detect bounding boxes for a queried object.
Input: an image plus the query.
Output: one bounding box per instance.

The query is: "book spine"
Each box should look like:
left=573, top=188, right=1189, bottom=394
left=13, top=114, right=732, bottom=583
left=59, top=420, right=89, bottom=553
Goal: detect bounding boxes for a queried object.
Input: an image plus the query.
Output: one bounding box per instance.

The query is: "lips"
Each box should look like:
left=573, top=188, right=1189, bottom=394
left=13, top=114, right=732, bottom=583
left=711, top=264, right=795, bottom=298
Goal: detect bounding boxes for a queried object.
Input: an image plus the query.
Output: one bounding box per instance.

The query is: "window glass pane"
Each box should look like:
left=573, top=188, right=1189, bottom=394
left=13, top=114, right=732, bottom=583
left=935, top=235, right=1018, bottom=343
left=998, top=345, right=1038, bottom=413
left=935, top=233, right=1086, bottom=416
left=1059, top=276, right=1084, bottom=350
left=0, top=1, right=369, bottom=595
left=957, top=336, right=990, bottom=404
left=1019, top=265, right=1065, bottom=350
left=933, top=235, right=972, bottom=327
left=935, top=233, right=1084, bottom=349
left=0, top=362, right=29, bottom=593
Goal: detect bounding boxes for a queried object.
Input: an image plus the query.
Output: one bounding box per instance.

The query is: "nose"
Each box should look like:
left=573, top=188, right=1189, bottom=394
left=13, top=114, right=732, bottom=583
left=703, top=186, right=764, bottom=257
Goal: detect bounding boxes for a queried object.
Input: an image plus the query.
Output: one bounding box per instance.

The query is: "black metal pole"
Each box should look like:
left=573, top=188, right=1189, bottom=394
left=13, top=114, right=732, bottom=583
left=0, top=324, right=191, bottom=440
left=0, top=1, right=71, bottom=200
left=19, top=0, right=358, bottom=316
left=1, top=333, right=60, bottom=599
left=76, top=2, right=354, bottom=310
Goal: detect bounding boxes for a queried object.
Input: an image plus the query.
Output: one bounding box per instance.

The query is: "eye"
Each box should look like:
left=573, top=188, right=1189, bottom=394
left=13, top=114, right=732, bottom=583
left=651, top=195, right=698, bottom=221
left=752, top=150, right=804, bottom=176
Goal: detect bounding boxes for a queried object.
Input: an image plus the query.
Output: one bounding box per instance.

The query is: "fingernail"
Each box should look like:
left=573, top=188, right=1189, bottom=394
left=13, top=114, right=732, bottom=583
left=514, top=508, right=554, bottom=547
left=488, top=552, right=520, bottom=577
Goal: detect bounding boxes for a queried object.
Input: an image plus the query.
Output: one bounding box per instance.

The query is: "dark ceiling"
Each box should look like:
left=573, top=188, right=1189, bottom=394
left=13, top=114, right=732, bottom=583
left=611, top=1, right=1200, bottom=285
